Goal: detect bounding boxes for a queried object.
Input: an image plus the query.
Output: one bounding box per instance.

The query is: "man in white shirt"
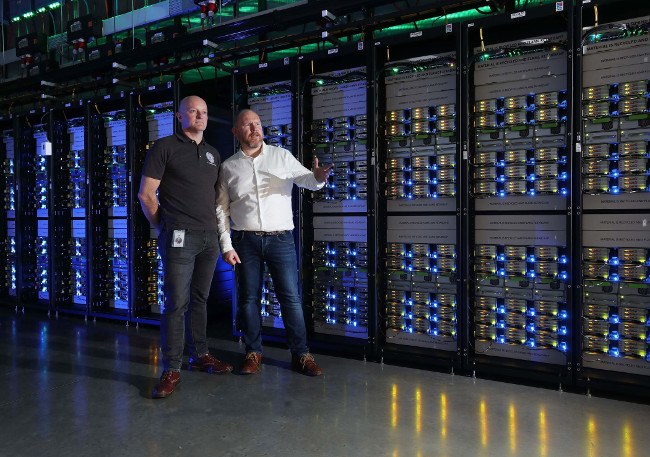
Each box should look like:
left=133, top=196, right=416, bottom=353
left=216, top=109, right=333, bottom=376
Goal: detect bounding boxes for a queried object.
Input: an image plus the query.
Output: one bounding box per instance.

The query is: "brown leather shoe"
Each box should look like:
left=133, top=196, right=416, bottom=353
left=292, top=353, right=323, bottom=376
left=152, top=370, right=181, bottom=398
left=188, top=353, right=233, bottom=374
left=240, top=352, right=262, bottom=374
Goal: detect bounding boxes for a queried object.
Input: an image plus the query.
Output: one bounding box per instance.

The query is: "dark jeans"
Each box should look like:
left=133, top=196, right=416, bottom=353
left=158, top=228, right=220, bottom=371
left=232, top=230, right=308, bottom=356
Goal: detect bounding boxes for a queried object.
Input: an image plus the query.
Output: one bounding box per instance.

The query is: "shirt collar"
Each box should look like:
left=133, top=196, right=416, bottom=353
left=238, top=141, right=266, bottom=159
left=175, top=132, right=206, bottom=145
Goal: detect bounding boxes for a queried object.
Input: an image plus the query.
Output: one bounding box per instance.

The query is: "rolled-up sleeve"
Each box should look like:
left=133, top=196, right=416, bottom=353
left=215, top=166, right=233, bottom=253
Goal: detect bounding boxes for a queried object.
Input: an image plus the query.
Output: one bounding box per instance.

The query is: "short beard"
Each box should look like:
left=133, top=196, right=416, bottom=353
left=242, top=137, right=262, bottom=149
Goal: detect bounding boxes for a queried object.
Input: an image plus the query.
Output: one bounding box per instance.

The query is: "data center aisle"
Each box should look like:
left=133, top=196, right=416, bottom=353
left=0, top=308, right=648, bottom=457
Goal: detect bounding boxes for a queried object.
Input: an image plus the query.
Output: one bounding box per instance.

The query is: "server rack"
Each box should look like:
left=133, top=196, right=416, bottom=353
left=53, top=100, right=90, bottom=318
left=231, top=59, right=297, bottom=340
left=15, top=108, right=64, bottom=312
left=574, top=0, right=650, bottom=395
left=0, top=116, right=18, bottom=306
left=375, top=24, right=463, bottom=370
left=87, top=92, right=131, bottom=322
left=299, top=40, right=376, bottom=356
left=130, top=82, right=177, bottom=325
left=463, top=3, right=575, bottom=386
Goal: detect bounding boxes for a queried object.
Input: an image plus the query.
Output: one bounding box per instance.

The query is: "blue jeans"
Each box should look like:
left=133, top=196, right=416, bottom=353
left=232, top=230, right=308, bottom=356
left=158, top=228, right=220, bottom=371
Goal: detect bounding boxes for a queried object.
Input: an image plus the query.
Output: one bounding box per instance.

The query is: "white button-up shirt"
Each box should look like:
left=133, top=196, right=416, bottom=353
left=216, top=143, right=325, bottom=253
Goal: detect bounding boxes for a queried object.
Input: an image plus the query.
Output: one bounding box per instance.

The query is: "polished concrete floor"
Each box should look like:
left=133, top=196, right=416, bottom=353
left=1, top=308, right=649, bottom=457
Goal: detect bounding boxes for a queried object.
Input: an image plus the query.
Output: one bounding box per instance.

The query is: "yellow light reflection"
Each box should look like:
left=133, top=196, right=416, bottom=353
left=509, top=402, right=517, bottom=454
left=392, top=449, right=399, bottom=457
left=392, top=384, right=398, bottom=428
left=623, top=422, right=633, bottom=457
left=440, top=393, right=447, bottom=440
left=480, top=399, right=488, bottom=447
left=539, top=408, right=547, bottom=457
left=415, top=388, right=422, bottom=435
left=587, top=416, right=597, bottom=457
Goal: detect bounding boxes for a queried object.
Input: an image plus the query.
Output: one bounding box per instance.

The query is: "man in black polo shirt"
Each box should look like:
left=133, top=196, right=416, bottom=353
left=139, top=95, right=233, bottom=399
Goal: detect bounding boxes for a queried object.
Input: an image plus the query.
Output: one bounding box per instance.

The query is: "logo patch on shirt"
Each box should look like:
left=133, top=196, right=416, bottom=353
left=206, top=151, right=217, bottom=166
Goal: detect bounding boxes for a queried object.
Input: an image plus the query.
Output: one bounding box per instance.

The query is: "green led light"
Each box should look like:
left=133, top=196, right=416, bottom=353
left=23, top=12, right=35, bottom=18
left=49, top=2, right=61, bottom=8
left=12, top=16, right=21, bottom=22
left=37, top=7, right=47, bottom=13
left=238, top=6, right=258, bottom=14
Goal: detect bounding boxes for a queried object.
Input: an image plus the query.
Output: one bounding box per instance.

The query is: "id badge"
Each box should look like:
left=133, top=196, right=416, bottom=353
left=172, top=230, right=186, bottom=247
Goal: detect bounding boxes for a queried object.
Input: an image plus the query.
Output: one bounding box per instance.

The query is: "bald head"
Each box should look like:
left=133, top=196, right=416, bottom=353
left=179, top=95, right=207, bottom=112
left=232, top=109, right=263, bottom=154
left=176, top=95, right=208, bottom=141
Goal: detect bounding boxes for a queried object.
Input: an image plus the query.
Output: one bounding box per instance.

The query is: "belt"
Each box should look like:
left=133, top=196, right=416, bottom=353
left=242, top=230, right=290, bottom=236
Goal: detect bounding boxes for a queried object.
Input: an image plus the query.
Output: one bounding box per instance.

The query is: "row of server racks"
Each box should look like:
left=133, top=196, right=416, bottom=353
left=0, top=82, right=177, bottom=325
left=1, top=0, right=648, bottom=395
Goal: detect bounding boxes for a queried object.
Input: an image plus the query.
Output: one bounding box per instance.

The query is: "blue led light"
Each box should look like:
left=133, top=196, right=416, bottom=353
left=609, top=314, right=619, bottom=324
left=609, top=273, right=620, bottom=282
left=609, top=257, right=620, bottom=266
left=497, top=306, right=506, bottom=314
left=611, top=186, right=620, bottom=194
left=527, top=255, right=536, bottom=263
left=558, top=342, right=568, bottom=352
left=527, top=270, right=536, bottom=278
left=526, top=323, right=536, bottom=333
left=609, top=331, right=620, bottom=340
left=497, top=321, right=506, bottom=329
left=526, top=339, right=536, bottom=348
left=608, top=347, right=620, bottom=357
left=497, top=254, right=506, bottom=262
left=558, top=255, right=568, bottom=264
left=527, top=308, right=536, bottom=317
left=559, top=271, right=568, bottom=280
left=497, top=336, right=506, bottom=344
left=558, top=310, right=568, bottom=320
left=558, top=326, right=568, bottom=336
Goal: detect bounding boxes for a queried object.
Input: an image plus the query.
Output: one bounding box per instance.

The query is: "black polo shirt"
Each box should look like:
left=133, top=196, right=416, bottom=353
left=142, top=132, right=221, bottom=231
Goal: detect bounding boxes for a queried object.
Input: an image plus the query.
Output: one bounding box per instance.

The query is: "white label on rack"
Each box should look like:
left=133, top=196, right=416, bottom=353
left=511, top=11, right=526, bottom=19
left=410, top=31, right=423, bottom=38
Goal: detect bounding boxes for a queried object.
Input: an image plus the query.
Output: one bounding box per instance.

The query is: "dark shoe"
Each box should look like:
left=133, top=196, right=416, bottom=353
left=152, top=370, right=181, bottom=398
left=292, top=353, right=323, bottom=376
left=240, top=352, right=262, bottom=375
left=188, top=353, right=233, bottom=374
